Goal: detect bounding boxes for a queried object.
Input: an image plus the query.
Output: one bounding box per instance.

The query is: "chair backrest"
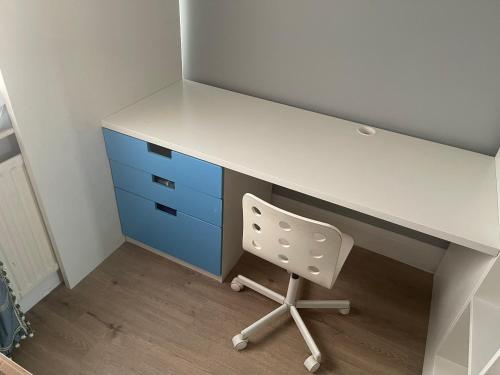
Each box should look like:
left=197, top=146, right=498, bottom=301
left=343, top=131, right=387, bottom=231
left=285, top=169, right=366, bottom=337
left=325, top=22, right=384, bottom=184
left=242, top=193, right=351, bottom=289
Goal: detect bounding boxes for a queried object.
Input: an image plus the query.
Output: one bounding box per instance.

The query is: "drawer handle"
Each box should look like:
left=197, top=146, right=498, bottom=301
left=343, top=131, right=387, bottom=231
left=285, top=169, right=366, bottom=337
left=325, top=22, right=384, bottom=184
left=155, top=202, right=177, bottom=216
left=148, top=142, right=172, bottom=158
left=152, top=175, right=175, bottom=189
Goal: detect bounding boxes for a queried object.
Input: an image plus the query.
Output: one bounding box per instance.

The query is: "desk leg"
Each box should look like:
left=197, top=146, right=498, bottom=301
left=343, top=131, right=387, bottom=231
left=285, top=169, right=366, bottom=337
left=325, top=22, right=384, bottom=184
left=220, top=169, right=272, bottom=280
left=422, top=244, right=495, bottom=375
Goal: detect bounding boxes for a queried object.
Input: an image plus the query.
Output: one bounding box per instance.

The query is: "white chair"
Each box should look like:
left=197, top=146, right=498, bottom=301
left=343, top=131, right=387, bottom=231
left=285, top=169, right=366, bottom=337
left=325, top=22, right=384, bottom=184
left=231, top=193, right=354, bottom=373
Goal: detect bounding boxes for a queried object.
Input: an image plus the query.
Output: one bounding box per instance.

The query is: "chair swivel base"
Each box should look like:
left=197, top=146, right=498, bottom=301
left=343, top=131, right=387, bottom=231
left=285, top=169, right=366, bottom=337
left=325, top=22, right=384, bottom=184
left=230, top=274, right=350, bottom=373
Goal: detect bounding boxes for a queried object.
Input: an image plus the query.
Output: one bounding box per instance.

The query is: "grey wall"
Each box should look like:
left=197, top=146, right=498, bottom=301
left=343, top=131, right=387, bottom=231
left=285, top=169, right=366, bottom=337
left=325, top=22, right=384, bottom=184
left=181, top=0, right=500, bottom=155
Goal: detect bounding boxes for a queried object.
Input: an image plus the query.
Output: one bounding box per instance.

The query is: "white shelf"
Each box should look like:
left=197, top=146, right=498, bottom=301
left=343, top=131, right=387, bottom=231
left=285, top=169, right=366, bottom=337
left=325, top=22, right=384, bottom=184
left=476, top=259, right=500, bottom=307
left=472, top=259, right=500, bottom=375
left=0, top=127, right=14, bottom=140
left=429, top=254, right=499, bottom=375
left=437, top=304, right=470, bottom=369
left=470, top=297, right=500, bottom=375
left=485, top=353, right=500, bottom=374
left=434, top=356, right=468, bottom=375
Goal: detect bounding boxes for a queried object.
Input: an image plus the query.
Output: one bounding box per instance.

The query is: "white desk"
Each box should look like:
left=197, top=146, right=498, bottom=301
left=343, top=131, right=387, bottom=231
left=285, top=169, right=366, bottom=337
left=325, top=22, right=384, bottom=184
left=103, top=79, right=500, bottom=256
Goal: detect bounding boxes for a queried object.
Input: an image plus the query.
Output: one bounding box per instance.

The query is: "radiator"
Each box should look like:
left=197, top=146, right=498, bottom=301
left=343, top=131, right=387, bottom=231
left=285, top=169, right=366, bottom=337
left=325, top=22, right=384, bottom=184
left=0, top=154, right=58, bottom=299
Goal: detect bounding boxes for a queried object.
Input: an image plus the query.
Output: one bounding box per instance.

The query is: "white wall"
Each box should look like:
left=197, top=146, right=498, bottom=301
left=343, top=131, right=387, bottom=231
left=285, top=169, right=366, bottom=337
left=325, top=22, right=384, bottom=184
left=0, top=0, right=182, bottom=287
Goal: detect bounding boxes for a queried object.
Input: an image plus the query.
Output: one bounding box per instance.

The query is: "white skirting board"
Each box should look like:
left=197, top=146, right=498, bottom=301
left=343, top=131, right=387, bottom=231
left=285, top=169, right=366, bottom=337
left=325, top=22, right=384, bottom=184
left=272, top=193, right=445, bottom=273
left=20, top=270, right=62, bottom=312
left=0, top=154, right=60, bottom=305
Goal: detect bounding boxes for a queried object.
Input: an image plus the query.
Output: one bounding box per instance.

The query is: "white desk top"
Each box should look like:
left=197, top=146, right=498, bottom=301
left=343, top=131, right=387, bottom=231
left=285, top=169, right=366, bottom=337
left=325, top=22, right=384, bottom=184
left=103, top=80, right=500, bottom=256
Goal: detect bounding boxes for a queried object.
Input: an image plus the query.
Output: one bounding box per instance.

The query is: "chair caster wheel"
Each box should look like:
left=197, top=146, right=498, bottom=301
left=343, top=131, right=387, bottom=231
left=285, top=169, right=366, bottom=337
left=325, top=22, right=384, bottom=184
left=232, top=334, right=248, bottom=351
left=231, top=278, right=244, bottom=292
left=339, top=307, right=350, bottom=315
left=304, top=355, right=320, bottom=373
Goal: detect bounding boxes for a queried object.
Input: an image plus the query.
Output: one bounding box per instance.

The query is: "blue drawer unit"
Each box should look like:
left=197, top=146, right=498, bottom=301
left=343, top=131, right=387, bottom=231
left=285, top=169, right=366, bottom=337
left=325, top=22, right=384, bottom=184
left=115, top=188, right=222, bottom=275
left=103, top=128, right=222, bottom=198
left=110, top=160, right=222, bottom=226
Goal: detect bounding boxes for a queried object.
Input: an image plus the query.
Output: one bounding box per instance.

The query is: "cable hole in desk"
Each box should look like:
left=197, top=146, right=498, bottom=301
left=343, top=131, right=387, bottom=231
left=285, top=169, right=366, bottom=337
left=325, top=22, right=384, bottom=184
left=357, top=125, right=376, bottom=136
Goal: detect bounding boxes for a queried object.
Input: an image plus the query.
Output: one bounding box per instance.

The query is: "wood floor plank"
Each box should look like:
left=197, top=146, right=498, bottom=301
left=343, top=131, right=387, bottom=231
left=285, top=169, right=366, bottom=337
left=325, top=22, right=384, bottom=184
left=13, top=242, right=432, bottom=374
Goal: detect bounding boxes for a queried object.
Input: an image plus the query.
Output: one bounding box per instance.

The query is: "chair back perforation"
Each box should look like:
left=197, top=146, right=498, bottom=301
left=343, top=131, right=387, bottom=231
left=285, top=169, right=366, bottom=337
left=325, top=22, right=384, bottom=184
left=242, top=193, right=352, bottom=289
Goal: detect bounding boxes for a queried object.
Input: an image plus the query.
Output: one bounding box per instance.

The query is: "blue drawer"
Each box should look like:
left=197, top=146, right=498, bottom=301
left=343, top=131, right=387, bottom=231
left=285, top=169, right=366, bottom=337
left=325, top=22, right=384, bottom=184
left=103, top=128, right=222, bottom=198
left=110, top=160, right=222, bottom=226
left=115, top=188, right=222, bottom=275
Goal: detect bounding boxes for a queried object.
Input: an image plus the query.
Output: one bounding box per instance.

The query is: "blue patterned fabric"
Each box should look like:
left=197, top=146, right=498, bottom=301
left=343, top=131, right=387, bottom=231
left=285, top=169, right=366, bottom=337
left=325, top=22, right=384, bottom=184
left=0, top=262, right=32, bottom=356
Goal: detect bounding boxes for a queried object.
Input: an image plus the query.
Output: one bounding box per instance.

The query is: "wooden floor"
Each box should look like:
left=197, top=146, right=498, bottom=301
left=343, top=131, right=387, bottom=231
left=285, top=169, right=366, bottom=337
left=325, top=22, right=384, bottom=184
left=14, top=242, right=432, bottom=375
